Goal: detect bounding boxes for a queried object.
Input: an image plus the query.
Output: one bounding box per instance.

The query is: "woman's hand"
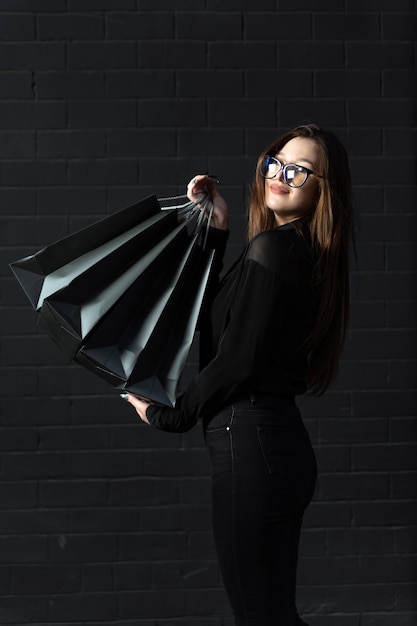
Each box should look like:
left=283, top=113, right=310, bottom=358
left=187, top=174, right=229, bottom=231
left=121, top=393, right=151, bottom=425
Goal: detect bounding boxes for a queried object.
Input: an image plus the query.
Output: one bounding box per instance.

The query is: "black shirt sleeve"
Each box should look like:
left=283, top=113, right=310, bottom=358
left=146, top=228, right=313, bottom=432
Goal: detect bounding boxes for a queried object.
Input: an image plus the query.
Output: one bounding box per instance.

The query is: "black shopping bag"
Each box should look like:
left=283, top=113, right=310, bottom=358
left=10, top=194, right=214, bottom=406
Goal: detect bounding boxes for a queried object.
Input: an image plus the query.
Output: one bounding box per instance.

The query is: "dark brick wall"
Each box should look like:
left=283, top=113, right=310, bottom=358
left=1, top=2, right=416, bottom=624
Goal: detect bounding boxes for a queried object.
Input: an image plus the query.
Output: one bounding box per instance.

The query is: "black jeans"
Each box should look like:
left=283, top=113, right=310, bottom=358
left=203, top=394, right=317, bottom=626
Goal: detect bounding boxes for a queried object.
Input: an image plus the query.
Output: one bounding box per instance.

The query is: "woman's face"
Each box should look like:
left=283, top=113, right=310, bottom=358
left=264, top=136, right=322, bottom=226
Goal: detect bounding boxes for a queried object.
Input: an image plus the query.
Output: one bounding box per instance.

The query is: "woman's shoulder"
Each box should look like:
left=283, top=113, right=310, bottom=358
left=246, top=220, right=311, bottom=272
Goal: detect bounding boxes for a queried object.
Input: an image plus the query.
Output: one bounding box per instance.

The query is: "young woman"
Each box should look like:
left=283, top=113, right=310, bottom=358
left=124, top=124, right=354, bottom=625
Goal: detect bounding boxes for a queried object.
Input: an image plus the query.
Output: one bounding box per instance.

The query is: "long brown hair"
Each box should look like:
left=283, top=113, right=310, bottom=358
left=247, top=124, right=354, bottom=395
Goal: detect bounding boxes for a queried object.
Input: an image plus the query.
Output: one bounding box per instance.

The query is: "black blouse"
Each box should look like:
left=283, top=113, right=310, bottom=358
left=146, top=219, right=318, bottom=432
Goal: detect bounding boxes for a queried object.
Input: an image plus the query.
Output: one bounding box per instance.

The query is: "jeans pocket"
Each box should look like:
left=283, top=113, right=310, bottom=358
left=256, top=424, right=296, bottom=475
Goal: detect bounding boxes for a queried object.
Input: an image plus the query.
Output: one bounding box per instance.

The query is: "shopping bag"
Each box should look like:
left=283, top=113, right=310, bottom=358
left=10, top=194, right=215, bottom=406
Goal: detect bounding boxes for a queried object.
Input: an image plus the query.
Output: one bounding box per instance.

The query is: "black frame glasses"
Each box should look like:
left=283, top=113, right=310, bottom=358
left=260, top=155, right=322, bottom=188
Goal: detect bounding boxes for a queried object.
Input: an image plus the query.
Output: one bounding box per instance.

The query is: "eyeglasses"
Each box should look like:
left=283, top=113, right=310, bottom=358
left=260, top=155, right=322, bottom=188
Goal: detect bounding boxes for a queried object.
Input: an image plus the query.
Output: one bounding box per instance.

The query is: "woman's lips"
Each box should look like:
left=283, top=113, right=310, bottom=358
left=269, top=183, right=289, bottom=195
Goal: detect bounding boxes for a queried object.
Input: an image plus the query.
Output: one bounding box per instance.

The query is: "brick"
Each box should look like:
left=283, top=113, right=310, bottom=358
left=0, top=481, right=37, bottom=509
left=280, top=0, right=344, bottom=7
left=113, top=562, right=151, bottom=589
left=0, top=596, right=47, bottom=622
left=347, top=42, right=413, bottom=69
left=384, top=128, right=416, bottom=155
left=355, top=242, right=384, bottom=270
left=391, top=472, right=417, bottom=499
left=0, top=536, right=47, bottom=563
left=177, top=12, right=242, bottom=40
left=37, top=187, right=106, bottom=215
left=139, top=156, right=209, bottom=185
left=1, top=510, right=68, bottom=534
left=110, top=423, right=181, bottom=450
left=327, top=528, right=394, bottom=555
left=37, top=13, right=104, bottom=40
left=382, top=12, right=416, bottom=39
left=352, top=390, right=417, bottom=418
left=177, top=69, right=243, bottom=97
left=140, top=504, right=210, bottom=531
left=390, top=418, right=417, bottom=443
left=68, top=100, right=137, bottom=128
left=347, top=0, right=414, bottom=7
left=387, top=360, right=417, bottom=390
left=0, top=71, right=33, bottom=98
left=3, top=336, right=68, bottom=367
left=119, top=589, right=187, bottom=619
left=0, top=0, right=65, bottom=8
left=209, top=42, right=276, bottom=69
left=110, top=477, right=179, bottom=507
left=360, top=555, right=417, bottom=583
left=303, top=502, right=353, bottom=527
left=337, top=360, right=388, bottom=390
left=68, top=159, right=137, bottom=186
left=1, top=397, right=71, bottom=426
left=48, top=592, right=118, bottom=621
left=69, top=508, right=137, bottom=533
left=0, top=131, right=35, bottom=157
left=245, top=12, right=311, bottom=40
left=319, top=417, right=388, bottom=444
left=348, top=99, right=414, bottom=127
left=83, top=563, right=113, bottom=591
left=106, top=69, right=175, bottom=98
left=178, top=129, right=244, bottom=157
left=347, top=301, right=386, bottom=330
left=143, top=449, right=209, bottom=477
left=48, top=534, right=118, bottom=563
left=36, top=70, right=104, bottom=98
left=72, top=450, right=145, bottom=477
left=319, top=473, right=390, bottom=501
left=139, top=41, right=206, bottom=68
left=353, top=443, right=417, bottom=471
left=208, top=99, right=275, bottom=128
left=139, top=99, right=206, bottom=127
left=351, top=157, right=414, bottom=186
left=38, top=130, right=106, bottom=158
left=0, top=101, right=66, bottom=129
left=119, top=532, right=187, bottom=561
left=138, top=0, right=204, bottom=8
left=315, top=70, right=381, bottom=97
left=2, top=451, right=72, bottom=479
left=0, top=13, right=35, bottom=41
left=383, top=70, right=416, bottom=97
left=11, top=564, right=80, bottom=594
left=0, top=427, right=38, bottom=451
left=314, top=13, right=380, bottom=40
left=68, top=42, right=136, bottom=69
left=0, top=365, right=38, bottom=395
left=280, top=41, right=344, bottom=68
left=69, top=0, right=135, bottom=8
left=0, top=42, right=65, bottom=70
left=39, top=480, right=107, bottom=507
left=209, top=0, right=274, bottom=7
left=106, top=11, right=173, bottom=39
left=2, top=215, right=67, bottom=246
left=107, top=129, right=176, bottom=157
left=280, top=98, right=347, bottom=128
left=153, top=560, right=220, bottom=589
left=39, top=426, right=111, bottom=451
left=387, top=300, right=416, bottom=328
left=298, top=556, right=360, bottom=585
left=1, top=159, right=67, bottom=187
left=361, top=613, right=417, bottom=626
left=247, top=69, right=313, bottom=98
